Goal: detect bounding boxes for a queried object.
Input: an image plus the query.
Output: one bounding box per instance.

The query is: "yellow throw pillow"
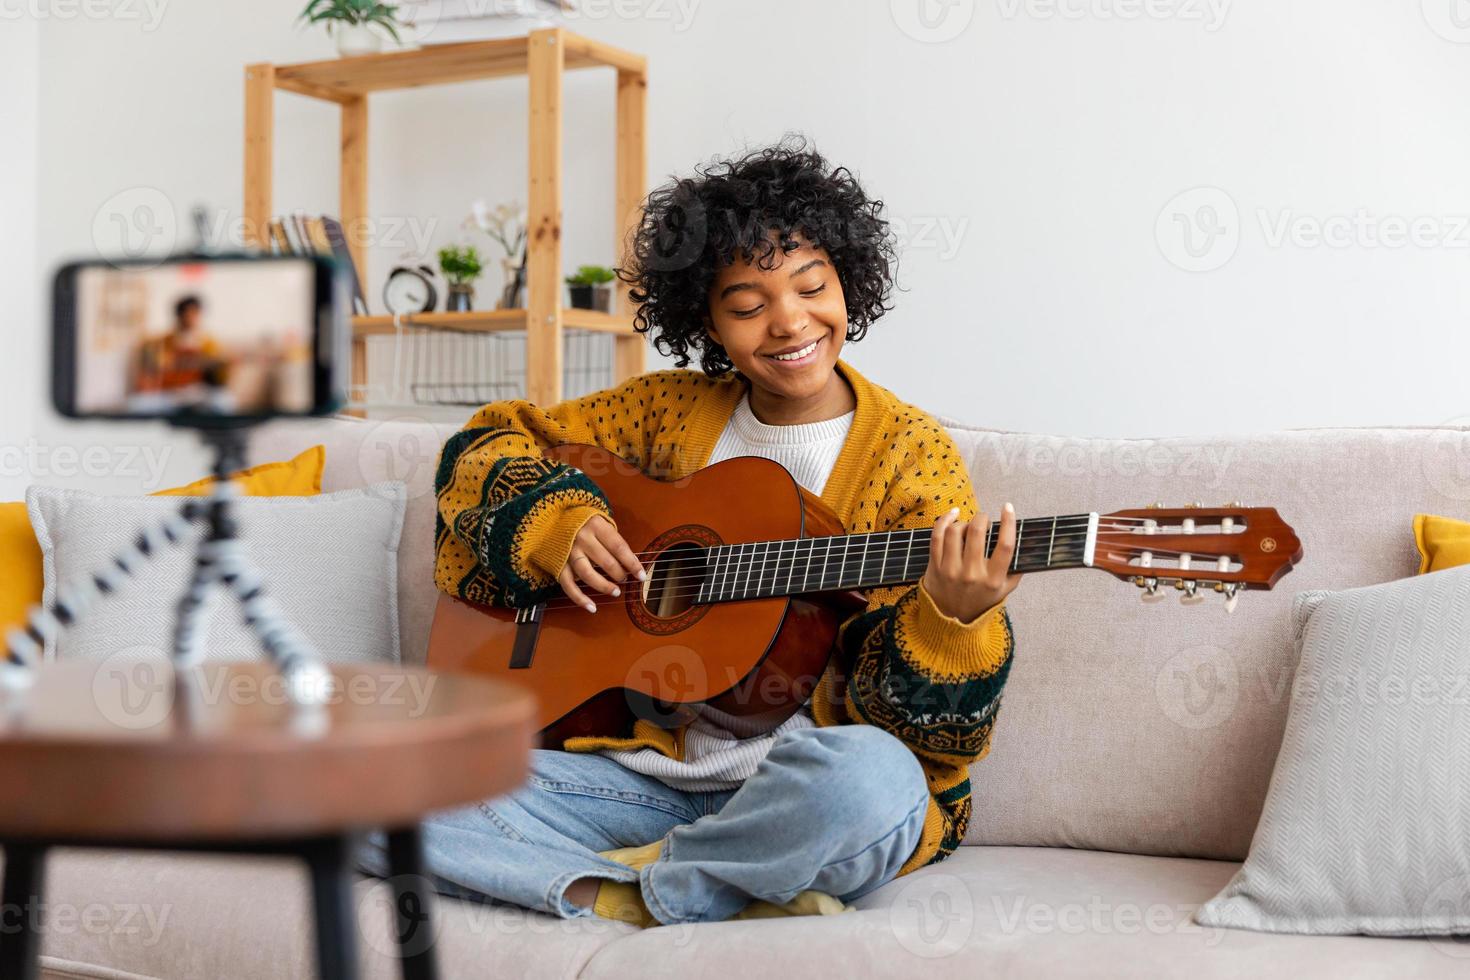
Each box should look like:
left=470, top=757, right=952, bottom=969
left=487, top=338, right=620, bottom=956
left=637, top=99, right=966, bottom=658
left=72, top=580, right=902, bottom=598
left=1413, top=513, right=1470, bottom=574
left=0, top=445, right=325, bottom=634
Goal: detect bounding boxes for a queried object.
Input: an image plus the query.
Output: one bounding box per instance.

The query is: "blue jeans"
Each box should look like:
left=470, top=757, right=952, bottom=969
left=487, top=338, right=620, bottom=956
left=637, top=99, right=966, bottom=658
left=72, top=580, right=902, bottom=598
left=355, top=725, right=930, bottom=925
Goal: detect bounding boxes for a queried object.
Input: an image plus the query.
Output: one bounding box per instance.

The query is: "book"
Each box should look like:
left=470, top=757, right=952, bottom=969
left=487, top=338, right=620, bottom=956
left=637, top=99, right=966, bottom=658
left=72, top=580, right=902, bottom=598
left=321, top=216, right=369, bottom=316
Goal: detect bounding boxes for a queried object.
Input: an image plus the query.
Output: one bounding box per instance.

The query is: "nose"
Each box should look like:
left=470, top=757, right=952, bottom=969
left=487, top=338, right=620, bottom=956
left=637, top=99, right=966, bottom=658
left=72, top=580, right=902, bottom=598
left=766, top=291, right=808, bottom=337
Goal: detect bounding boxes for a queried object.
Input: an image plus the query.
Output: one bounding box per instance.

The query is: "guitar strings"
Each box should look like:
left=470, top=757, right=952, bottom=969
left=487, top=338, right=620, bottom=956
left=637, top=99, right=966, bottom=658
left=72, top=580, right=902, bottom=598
left=530, top=531, right=1231, bottom=612
left=584, top=514, right=1174, bottom=565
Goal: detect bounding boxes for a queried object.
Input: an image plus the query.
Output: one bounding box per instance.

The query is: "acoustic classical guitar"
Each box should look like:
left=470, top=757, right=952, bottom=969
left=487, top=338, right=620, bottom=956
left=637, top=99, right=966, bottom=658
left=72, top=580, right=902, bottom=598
left=428, top=444, right=1303, bottom=748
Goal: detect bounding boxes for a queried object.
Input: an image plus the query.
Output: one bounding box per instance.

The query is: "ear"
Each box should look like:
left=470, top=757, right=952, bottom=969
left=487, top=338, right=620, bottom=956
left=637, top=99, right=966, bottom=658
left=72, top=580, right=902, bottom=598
left=703, top=312, right=721, bottom=348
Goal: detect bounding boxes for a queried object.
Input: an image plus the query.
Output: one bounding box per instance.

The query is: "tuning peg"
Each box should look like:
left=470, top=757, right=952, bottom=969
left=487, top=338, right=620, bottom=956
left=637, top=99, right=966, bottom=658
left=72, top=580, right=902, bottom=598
left=1224, top=500, right=1242, bottom=508
left=1145, top=502, right=1164, bottom=510
left=1140, top=576, right=1165, bottom=603
left=1223, top=582, right=1240, bottom=614
left=1179, top=580, right=1204, bottom=605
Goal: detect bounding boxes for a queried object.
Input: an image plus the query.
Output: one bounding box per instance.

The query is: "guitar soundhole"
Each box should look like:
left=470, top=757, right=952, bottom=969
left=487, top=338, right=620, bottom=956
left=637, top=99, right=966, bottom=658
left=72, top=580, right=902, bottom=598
left=645, top=541, right=705, bottom=618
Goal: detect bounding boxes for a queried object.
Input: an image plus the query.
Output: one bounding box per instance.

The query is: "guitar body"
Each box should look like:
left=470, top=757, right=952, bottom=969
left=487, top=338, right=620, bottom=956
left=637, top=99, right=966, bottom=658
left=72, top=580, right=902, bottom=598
left=427, top=445, right=867, bottom=748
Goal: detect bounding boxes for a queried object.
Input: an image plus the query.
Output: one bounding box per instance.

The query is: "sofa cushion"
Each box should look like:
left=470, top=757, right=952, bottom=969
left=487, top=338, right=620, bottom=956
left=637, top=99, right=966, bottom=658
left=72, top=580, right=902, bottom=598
left=29, top=845, right=1464, bottom=980
left=943, top=423, right=1470, bottom=860
left=28, top=482, right=406, bottom=665
left=31, top=847, right=634, bottom=980
left=576, top=846, right=1466, bottom=979
left=1196, top=568, right=1470, bottom=936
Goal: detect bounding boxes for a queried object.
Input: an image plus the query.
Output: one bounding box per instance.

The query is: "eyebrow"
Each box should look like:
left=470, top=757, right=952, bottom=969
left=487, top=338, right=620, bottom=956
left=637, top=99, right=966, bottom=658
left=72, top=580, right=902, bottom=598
left=718, top=258, right=827, bottom=300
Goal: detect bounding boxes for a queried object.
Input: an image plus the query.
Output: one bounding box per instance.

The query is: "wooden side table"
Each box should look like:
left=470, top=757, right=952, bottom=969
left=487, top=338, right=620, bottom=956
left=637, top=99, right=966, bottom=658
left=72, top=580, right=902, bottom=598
left=0, top=659, right=535, bottom=980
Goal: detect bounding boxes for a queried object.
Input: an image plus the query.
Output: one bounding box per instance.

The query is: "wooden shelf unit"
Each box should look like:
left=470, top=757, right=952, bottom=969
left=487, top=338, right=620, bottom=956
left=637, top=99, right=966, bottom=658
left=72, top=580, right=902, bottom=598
left=242, top=29, right=648, bottom=406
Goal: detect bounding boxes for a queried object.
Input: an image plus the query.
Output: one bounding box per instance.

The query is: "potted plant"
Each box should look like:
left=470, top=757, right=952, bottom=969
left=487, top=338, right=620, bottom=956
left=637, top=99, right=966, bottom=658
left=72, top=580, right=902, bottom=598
left=565, top=265, right=616, bottom=313
left=298, top=0, right=404, bottom=58
left=438, top=244, right=484, bottom=312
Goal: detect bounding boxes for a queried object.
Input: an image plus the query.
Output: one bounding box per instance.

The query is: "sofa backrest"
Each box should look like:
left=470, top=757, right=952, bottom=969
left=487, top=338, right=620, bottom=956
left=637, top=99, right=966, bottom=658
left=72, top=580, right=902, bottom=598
left=942, top=421, right=1470, bottom=861
left=251, top=416, right=1470, bottom=862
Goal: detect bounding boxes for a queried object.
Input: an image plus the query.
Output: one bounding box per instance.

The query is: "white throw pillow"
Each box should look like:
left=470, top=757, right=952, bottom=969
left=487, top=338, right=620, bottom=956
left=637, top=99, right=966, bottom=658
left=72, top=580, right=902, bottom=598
left=27, top=483, right=407, bottom=665
left=1195, top=566, right=1470, bottom=936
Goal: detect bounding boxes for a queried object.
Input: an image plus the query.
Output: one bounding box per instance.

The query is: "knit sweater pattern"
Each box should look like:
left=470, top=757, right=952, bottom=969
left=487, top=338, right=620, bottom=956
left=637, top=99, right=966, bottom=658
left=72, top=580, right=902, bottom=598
left=433, top=358, right=1016, bottom=876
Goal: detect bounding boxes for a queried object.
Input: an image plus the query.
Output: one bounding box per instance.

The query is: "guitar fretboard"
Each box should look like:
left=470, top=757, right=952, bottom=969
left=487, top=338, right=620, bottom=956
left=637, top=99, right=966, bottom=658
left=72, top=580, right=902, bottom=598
left=695, top=513, right=1098, bottom=605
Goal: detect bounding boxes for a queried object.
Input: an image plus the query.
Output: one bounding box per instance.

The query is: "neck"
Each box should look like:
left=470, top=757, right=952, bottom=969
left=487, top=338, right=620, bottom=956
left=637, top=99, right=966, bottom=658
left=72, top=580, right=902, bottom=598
left=696, top=513, right=1100, bottom=605
left=746, top=366, right=856, bottom=426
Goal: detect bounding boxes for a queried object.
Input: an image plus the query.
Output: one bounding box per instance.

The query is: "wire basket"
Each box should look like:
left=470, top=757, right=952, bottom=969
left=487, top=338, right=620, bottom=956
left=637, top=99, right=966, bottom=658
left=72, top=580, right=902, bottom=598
left=359, top=320, right=615, bottom=408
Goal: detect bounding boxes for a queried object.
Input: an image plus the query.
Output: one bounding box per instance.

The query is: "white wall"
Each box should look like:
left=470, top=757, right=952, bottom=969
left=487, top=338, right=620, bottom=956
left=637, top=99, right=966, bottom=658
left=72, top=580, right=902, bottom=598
left=0, top=18, right=40, bottom=500
left=7, top=0, right=1470, bottom=495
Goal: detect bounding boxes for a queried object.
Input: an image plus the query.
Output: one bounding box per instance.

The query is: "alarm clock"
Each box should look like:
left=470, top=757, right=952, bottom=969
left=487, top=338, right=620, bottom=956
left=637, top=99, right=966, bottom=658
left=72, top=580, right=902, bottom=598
left=383, top=265, right=438, bottom=316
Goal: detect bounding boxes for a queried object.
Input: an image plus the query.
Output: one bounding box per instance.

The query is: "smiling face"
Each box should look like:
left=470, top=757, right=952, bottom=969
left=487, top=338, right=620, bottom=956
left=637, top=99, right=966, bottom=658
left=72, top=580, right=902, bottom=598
left=704, top=236, right=853, bottom=422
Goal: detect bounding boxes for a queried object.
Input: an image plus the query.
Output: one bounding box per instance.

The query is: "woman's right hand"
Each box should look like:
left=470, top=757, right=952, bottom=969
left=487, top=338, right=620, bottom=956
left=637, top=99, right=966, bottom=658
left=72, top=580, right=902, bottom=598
left=558, top=514, right=646, bottom=613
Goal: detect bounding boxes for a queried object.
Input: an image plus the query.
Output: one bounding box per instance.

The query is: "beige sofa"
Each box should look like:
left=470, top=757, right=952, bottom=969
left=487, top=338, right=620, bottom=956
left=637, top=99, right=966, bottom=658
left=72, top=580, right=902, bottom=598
left=24, top=413, right=1470, bottom=978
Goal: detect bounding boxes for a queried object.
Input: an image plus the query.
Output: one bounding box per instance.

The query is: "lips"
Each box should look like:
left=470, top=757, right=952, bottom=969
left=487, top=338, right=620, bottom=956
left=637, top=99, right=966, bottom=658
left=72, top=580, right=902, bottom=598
left=764, top=336, right=821, bottom=364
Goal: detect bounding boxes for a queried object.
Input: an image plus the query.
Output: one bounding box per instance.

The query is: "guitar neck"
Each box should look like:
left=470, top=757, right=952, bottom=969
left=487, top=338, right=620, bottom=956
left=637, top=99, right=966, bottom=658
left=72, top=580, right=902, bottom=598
left=696, top=512, right=1099, bottom=605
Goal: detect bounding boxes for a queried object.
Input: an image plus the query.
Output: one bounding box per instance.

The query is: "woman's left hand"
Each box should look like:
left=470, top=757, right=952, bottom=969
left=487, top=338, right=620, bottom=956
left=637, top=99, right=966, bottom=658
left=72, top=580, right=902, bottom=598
left=920, top=503, right=1024, bottom=625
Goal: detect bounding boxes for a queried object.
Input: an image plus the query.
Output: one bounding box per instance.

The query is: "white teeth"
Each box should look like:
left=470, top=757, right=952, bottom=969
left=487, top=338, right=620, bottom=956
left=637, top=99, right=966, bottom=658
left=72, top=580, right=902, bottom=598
left=770, top=339, right=818, bottom=361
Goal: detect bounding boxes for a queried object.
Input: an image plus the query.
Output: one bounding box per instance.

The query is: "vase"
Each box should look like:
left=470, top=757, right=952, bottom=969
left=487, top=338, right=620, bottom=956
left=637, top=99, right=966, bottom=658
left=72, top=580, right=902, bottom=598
left=568, top=284, right=594, bottom=310
left=591, top=284, right=613, bottom=313
left=446, top=284, right=474, bottom=313
left=335, top=23, right=383, bottom=58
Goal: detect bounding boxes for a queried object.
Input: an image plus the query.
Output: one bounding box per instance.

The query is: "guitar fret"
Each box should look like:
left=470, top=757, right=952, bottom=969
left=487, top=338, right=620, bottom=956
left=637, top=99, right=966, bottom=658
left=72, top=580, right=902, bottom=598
left=695, top=514, right=1108, bottom=606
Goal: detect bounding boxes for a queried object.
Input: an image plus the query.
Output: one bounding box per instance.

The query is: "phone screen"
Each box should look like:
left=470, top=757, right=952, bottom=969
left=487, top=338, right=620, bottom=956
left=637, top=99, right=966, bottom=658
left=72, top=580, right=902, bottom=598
left=59, top=257, right=336, bottom=418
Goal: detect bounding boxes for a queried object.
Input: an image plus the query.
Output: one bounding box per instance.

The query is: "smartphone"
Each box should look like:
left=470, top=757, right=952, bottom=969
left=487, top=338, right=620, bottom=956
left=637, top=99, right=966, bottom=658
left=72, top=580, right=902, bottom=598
left=51, top=253, right=350, bottom=421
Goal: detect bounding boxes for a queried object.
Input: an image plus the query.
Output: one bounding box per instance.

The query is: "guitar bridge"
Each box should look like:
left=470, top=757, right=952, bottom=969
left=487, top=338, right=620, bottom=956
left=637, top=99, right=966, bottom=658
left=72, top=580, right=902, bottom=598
left=509, top=603, right=545, bottom=669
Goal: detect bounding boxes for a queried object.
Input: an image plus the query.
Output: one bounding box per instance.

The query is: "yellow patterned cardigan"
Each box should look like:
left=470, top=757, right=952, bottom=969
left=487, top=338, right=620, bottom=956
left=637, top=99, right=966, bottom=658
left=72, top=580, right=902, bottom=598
left=434, top=358, right=1015, bottom=876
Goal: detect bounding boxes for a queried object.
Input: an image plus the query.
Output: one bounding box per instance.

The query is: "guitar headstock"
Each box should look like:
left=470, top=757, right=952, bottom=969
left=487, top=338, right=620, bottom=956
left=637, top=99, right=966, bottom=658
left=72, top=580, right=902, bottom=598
left=1092, top=504, right=1302, bottom=611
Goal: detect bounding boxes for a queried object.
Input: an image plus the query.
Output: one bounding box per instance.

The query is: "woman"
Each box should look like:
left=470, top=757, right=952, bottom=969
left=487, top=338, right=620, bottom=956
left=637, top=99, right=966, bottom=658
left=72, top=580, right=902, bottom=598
left=362, top=139, right=1020, bottom=927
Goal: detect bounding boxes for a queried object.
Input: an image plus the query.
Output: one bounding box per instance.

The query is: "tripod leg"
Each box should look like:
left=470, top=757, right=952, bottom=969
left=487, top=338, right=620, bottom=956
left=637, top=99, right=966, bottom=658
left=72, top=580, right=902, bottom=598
left=171, top=529, right=224, bottom=668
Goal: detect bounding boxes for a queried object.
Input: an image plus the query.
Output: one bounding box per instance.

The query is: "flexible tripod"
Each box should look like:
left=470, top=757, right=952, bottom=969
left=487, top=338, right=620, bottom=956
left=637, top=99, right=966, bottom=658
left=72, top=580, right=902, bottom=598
left=2, top=420, right=331, bottom=705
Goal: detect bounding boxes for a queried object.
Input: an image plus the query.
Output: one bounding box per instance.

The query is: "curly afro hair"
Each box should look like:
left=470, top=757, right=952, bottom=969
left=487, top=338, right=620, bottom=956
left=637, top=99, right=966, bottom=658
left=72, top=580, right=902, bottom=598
left=617, top=137, right=897, bottom=378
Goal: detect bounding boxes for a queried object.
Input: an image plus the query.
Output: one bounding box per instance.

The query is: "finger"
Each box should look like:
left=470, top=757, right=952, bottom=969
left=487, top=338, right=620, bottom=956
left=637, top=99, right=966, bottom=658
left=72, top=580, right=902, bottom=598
left=963, top=510, right=991, bottom=575
left=579, top=537, right=627, bottom=595
left=570, top=550, right=619, bottom=597
left=929, top=508, right=955, bottom=569
left=558, top=566, right=597, bottom=613
left=944, top=511, right=968, bottom=579
left=598, top=525, right=646, bottom=582
left=989, top=503, right=1017, bottom=576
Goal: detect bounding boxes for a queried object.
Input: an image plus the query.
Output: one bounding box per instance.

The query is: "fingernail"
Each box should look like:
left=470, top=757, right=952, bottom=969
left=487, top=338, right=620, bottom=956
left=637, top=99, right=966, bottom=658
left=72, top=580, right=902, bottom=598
left=637, top=570, right=647, bottom=581
left=585, top=603, right=596, bottom=613
left=949, top=507, right=960, bottom=517
left=611, top=587, right=621, bottom=597
left=1004, top=502, right=1014, bottom=514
